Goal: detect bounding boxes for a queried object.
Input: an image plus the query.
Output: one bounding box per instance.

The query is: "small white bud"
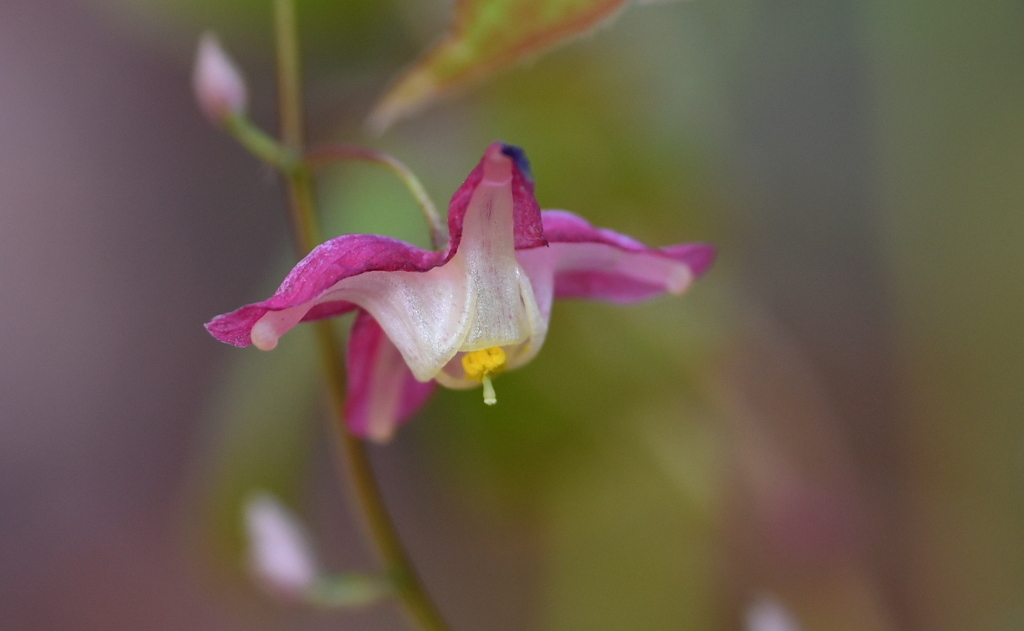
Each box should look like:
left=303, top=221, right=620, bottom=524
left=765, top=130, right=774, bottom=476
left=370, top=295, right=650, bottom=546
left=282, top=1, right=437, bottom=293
left=193, top=33, right=247, bottom=123
left=746, top=595, right=802, bottom=631
left=245, top=493, right=319, bottom=598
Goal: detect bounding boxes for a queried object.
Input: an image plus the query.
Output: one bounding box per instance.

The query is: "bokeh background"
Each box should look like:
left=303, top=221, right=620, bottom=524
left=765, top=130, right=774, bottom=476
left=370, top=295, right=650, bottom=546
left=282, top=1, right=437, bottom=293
left=1, top=0, right=1022, bottom=629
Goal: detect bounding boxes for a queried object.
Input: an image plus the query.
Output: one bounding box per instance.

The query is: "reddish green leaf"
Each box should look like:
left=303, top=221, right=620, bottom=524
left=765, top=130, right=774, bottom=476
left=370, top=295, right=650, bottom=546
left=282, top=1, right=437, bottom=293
left=368, top=0, right=637, bottom=132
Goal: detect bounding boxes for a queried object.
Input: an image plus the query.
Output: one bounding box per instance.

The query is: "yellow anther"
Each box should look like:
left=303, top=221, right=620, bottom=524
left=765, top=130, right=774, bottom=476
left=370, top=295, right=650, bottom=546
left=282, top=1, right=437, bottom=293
left=461, top=346, right=507, bottom=381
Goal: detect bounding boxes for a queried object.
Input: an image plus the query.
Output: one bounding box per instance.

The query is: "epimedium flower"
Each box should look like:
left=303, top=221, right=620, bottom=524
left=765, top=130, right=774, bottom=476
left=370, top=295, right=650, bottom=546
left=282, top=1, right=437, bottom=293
left=206, top=143, right=715, bottom=442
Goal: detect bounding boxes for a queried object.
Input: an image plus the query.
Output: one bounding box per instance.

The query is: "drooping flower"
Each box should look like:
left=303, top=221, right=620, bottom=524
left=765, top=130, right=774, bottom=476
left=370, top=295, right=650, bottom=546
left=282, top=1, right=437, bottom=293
left=207, top=143, right=714, bottom=442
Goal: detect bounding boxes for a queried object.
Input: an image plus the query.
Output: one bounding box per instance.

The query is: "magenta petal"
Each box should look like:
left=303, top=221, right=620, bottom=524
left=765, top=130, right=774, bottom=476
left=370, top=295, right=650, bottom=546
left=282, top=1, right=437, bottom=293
left=663, top=243, right=717, bottom=278
left=526, top=210, right=716, bottom=303
left=552, top=269, right=673, bottom=302
left=204, top=235, right=442, bottom=348
left=302, top=300, right=359, bottom=322
left=345, top=311, right=436, bottom=442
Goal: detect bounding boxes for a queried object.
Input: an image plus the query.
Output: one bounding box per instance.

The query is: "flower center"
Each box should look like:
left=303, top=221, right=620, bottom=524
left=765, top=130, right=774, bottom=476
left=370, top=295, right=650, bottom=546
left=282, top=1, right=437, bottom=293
left=461, top=347, right=507, bottom=406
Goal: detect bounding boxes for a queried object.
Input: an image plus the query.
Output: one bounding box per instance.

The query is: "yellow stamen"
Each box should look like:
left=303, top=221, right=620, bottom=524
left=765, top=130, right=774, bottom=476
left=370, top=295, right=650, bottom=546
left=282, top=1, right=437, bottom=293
left=461, top=347, right=507, bottom=381
left=461, top=347, right=507, bottom=405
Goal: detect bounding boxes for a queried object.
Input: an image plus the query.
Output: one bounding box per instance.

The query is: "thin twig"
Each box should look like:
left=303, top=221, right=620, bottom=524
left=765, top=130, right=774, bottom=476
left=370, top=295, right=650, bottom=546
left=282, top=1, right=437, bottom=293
left=306, top=144, right=447, bottom=250
left=271, top=2, right=452, bottom=630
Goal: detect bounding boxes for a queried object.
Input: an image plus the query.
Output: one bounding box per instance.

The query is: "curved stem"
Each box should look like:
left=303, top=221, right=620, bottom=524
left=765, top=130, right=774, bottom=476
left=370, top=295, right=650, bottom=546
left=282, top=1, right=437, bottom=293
left=305, top=144, right=448, bottom=250
left=272, top=2, right=451, bottom=630
left=312, top=322, right=450, bottom=631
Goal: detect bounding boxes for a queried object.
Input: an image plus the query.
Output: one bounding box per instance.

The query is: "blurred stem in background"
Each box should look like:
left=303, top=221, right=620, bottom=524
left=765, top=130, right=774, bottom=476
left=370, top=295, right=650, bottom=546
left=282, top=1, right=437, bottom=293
left=261, top=0, right=452, bottom=628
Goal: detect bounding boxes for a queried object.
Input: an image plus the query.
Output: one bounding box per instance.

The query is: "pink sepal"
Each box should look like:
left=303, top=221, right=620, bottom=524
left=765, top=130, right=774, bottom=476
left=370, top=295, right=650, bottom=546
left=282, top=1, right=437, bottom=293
left=345, top=311, right=436, bottom=442
left=538, top=210, right=716, bottom=303
left=205, top=236, right=441, bottom=347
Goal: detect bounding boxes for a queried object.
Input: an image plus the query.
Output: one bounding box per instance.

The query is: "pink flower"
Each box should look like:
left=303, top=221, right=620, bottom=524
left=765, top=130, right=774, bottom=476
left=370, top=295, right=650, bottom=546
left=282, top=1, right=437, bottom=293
left=207, top=143, right=714, bottom=442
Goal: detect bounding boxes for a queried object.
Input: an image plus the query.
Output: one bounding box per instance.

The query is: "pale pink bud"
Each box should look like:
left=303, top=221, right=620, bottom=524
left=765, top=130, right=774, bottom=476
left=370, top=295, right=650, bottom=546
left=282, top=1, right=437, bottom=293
left=746, top=595, right=803, bottom=631
left=193, top=33, right=247, bottom=123
left=245, top=493, right=319, bottom=598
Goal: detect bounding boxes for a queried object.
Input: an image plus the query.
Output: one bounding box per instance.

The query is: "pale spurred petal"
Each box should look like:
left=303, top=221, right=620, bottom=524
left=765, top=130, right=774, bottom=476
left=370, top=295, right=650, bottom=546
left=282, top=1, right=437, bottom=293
left=447, top=143, right=544, bottom=352
left=346, top=311, right=436, bottom=442
left=444, top=143, right=545, bottom=255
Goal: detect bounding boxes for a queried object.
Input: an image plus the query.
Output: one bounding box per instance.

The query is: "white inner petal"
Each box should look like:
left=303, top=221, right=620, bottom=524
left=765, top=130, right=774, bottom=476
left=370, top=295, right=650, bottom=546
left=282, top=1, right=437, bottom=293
left=434, top=264, right=549, bottom=390
left=454, top=172, right=536, bottom=351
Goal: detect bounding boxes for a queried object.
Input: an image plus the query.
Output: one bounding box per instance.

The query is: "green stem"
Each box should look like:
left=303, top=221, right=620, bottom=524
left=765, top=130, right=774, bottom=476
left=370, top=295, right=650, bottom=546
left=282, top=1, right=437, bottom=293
left=224, top=113, right=296, bottom=170
left=271, top=2, right=451, bottom=630
left=273, top=0, right=319, bottom=251
left=305, top=144, right=448, bottom=250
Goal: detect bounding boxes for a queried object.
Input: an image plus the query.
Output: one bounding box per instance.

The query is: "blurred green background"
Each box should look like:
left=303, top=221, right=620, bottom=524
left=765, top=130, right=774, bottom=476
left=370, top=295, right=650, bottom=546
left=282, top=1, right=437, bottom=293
left=1, top=0, right=1021, bottom=629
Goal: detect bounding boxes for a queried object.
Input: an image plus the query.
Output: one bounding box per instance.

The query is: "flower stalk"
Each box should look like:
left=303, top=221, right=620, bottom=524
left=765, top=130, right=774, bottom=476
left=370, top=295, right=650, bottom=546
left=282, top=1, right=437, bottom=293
left=223, top=113, right=297, bottom=170
left=306, top=144, right=447, bottom=249
left=270, top=1, right=451, bottom=630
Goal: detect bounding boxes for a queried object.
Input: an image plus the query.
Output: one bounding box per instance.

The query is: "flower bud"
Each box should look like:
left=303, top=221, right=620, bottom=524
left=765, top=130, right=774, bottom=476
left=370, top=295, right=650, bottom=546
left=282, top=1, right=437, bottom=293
left=746, top=595, right=803, bottom=631
left=244, top=493, right=319, bottom=598
left=193, top=33, right=247, bottom=123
